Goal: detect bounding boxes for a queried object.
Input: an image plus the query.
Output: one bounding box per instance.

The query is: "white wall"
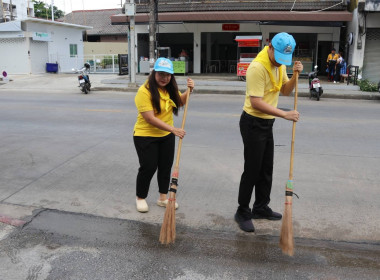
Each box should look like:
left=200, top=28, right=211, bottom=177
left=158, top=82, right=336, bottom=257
left=24, top=21, right=85, bottom=72
left=47, top=24, right=85, bottom=71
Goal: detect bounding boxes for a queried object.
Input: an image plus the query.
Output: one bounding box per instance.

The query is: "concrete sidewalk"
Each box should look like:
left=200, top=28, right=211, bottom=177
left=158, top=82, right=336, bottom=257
left=1, top=72, right=380, bottom=100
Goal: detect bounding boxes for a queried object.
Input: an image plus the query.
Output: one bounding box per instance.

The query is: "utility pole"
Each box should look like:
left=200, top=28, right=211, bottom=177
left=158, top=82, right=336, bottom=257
left=149, top=0, right=157, bottom=72
left=125, top=0, right=137, bottom=86
left=51, top=0, right=54, bottom=21
left=1, top=0, right=6, bottom=22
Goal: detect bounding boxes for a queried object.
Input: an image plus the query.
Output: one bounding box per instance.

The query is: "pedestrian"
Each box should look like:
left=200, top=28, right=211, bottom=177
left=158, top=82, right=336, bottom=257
left=334, top=51, right=345, bottom=83
left=326, top=48, right=339, bottom=82
left=133, top=57, right=195, bottom=213
left=235, top=32, right=303, bottom=232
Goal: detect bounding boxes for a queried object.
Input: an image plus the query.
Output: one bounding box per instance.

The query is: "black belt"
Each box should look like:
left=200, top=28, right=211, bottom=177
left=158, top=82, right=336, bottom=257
left=242, top=111, right=275, bottom=125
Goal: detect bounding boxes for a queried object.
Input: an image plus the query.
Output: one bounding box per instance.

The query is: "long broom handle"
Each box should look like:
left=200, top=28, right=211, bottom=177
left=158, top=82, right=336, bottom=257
left=173, top=88, right=191, bottom=169
left=289, top=71, right=299, bottom=181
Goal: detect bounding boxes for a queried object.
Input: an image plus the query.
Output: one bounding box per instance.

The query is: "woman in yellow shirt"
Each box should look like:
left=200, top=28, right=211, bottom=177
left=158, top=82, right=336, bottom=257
left=133, top=57, right=194, bottom=213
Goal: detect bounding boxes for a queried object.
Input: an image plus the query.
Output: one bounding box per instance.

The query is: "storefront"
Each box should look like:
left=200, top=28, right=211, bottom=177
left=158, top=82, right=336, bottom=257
left=138, top=32, right=193, bottom=74
left=111, top=8, right=352, bottom=75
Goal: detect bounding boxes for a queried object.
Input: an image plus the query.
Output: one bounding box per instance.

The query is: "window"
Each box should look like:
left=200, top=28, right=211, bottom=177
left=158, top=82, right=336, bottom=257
left=70, top=44, right=78, bottom=57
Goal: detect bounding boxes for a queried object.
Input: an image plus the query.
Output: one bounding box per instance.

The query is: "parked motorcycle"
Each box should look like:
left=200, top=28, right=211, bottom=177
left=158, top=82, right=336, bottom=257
left=308, top=65, right=323, bottom=101
left=73, top=63, right=91, bottom=94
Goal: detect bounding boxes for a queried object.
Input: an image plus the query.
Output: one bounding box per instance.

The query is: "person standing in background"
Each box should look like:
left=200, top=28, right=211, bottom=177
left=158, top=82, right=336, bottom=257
left=326, top=48, right=339, bottom=82
left=334, top=51, right=345, bottom=83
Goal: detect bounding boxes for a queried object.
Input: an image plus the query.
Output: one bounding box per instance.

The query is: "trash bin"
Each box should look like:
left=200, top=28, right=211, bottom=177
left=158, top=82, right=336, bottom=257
left=118, top=54, right=128, bottom=75
left=46, top=63, right=58, bottom=73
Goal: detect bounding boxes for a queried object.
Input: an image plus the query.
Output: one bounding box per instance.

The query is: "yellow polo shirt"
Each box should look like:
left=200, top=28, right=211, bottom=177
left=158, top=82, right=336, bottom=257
left=243, top=62, right=289, bottom=119
left=327, top=53, right=340, bottom=62
left=134, top=83, right=181, bottom=137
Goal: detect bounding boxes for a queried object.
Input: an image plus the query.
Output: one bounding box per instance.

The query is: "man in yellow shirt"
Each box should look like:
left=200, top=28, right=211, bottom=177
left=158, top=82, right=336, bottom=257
left=326, top=48, right=340, bottom=82
left=235, top=32, right=303, bottom=232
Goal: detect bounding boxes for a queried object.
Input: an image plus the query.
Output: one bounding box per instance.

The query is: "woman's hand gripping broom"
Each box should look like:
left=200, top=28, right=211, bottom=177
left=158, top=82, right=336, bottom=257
left=159, top=87, right=192, bottom=245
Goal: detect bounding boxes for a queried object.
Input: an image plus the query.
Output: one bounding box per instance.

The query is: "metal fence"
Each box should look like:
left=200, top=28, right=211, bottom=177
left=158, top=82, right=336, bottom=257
left=51, top=54, right=121, bottom=73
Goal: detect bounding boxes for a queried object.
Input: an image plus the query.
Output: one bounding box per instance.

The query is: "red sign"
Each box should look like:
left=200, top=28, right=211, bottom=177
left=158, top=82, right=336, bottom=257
left=237, top=63, right=250, bottom=76
left=237, top=40, right=261, bottom=47
left=222, top=24, right=240, bottom=31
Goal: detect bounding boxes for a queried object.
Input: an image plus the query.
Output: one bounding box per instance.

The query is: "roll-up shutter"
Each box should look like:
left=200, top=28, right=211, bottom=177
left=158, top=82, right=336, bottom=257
left=362, top=28, right=380, bottom=83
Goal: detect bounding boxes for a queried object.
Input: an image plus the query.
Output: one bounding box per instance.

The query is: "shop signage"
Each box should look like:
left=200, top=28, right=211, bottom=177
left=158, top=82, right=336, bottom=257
left=237, top=40, right=260, bottom=47
left=32, top=32, right=51, bottom=41
left=237, top=62, right=250, bottom=76
left=172, top=61, right=186, bottom=74
left=222, top=24, right=240, bottom=31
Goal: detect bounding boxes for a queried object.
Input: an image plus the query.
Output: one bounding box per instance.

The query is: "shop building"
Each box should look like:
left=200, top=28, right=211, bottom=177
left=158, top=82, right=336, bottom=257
left=0, top=18, right=90, bottom=74
left=111, top=0, right=352, bottom=75
left=347, top=0, right=380, bottom=83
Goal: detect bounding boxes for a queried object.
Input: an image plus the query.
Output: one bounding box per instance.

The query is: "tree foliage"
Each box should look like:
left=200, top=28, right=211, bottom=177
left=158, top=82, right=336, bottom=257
left=33, top=0, right=64, bottom=20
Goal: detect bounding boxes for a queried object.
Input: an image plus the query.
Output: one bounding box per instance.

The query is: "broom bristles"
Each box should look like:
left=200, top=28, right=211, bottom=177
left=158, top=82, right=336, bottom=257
left=159, top=194, right=176, bottom=244
left=279, top=196, right=294, bottom=256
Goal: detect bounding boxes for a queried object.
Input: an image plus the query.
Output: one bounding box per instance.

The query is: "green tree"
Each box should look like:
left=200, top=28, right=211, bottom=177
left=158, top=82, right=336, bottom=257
left=33, top=1, right=64, bottom=20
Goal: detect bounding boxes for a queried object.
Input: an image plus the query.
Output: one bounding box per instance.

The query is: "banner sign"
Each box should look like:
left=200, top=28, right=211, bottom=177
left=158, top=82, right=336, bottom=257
left=237, top=62, right=250, bottom=76
left=32, top=32, right=51, bottom=41
left=222, top=24, right=240, bottom=31
left=237, top=40, right=261, bottom=47
left=172, top=61, right=186, bottom=74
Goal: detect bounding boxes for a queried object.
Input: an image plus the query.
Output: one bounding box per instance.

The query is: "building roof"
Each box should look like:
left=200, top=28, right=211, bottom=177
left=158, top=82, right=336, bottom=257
left=112, top=0, right=352, bottom=25
left=111, top=10, right=353, bottom=25
left=60, top=9, right=127, bottom=35
left=24, top=18, right=92, bottom=29
left=0, top=18, right=91, bottom=31
left=135, top=0, right=347, bottom=12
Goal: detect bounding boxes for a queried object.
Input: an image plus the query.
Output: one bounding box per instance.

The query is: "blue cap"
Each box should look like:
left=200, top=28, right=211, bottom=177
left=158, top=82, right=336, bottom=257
left=271, top=33, right=296, bottom=66
left=154, top=57, right=174, bottom=74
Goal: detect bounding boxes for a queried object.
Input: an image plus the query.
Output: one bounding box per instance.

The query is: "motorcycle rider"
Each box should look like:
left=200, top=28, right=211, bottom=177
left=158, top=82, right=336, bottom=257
left=81, top=62, right=91, bottom=84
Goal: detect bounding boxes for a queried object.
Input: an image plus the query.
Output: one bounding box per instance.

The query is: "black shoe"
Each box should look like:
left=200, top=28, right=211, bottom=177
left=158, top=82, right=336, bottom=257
left=235, top=209, right=255, bottom=232
left=252, top=206, right=282, bottom=220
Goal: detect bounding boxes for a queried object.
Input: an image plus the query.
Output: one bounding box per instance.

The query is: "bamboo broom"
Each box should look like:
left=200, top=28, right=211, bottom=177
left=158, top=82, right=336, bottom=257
left=159, top=87, right=191, bottom=245
left=279, top=71, right=299, bottom=256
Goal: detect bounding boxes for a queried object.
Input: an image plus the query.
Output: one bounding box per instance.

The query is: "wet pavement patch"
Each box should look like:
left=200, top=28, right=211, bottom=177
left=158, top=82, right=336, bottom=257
left=1, top=209, right=379, bottom=279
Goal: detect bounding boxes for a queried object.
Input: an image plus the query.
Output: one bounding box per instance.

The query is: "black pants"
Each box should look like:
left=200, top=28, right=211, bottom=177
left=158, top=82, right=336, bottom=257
left=133, top=133, right=175, bottom=199
left=328, top=61, right=336, bottom=81
left=238, top=111, right=275, bottom=214
left=334, top=64, right=342, bottom=82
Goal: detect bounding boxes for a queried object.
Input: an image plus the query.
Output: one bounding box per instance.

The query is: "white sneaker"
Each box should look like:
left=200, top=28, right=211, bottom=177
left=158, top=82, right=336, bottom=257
left=136, top=198, right=149, bottom=213
left=333, top=81, right=336, bottom=83
left=157, top=199, right=179, bottom=209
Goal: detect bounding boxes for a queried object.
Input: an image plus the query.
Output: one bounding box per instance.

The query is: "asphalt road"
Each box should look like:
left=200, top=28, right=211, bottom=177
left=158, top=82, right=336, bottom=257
left=1, top=209, right=380, bottom=280
left=0, top=88, right=379, bottom=279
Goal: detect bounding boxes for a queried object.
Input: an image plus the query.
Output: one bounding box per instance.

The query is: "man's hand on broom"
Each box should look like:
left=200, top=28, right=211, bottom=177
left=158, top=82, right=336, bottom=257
left=292, top=61, right=303, bottom=73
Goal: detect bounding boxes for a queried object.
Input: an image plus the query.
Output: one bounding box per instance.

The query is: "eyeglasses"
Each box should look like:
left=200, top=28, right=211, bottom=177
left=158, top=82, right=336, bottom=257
left=156, top=72, right=171, bottom=78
